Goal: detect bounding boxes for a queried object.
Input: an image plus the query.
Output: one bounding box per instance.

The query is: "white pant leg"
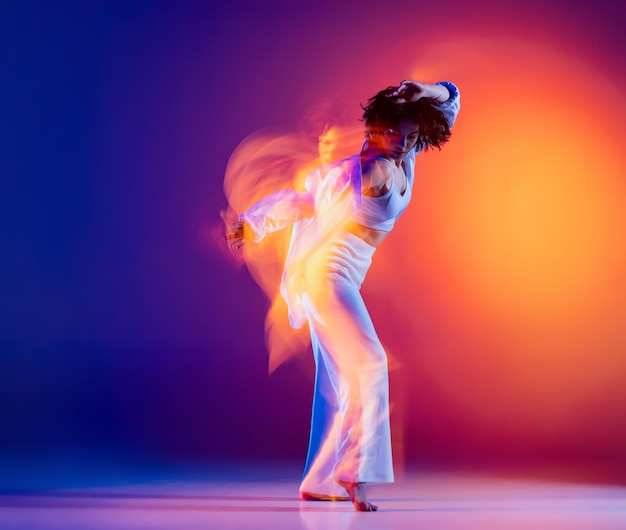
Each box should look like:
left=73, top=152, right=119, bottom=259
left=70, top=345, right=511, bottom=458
left=299, top=232, right=394, bottom=495
left=299, top=327, right=348, bottom=498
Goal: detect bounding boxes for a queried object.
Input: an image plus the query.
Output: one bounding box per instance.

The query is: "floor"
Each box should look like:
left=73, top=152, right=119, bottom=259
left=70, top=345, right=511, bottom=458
left=1, top=460, right=625, bottom=529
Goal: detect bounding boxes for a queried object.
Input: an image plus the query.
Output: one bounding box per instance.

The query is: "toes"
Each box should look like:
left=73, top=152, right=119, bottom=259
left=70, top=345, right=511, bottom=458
left=354, top=501, right=378, bottom=512
left=336, top=480, right=378, bottom=511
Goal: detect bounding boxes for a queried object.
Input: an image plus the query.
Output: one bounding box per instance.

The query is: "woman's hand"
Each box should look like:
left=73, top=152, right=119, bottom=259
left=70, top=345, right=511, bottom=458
left=388, top=80, right=449, bottom=104
left=224, top=220, right=251, bottom=250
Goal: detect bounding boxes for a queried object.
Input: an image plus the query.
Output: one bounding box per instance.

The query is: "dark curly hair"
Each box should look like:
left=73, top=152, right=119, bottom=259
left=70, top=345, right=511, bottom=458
left=361, top=86, right=451, bottom=151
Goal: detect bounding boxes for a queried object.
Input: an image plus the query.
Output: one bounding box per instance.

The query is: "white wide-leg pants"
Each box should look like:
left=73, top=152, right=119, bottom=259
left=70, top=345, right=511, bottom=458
left=299, top=231, right=394, bottom=497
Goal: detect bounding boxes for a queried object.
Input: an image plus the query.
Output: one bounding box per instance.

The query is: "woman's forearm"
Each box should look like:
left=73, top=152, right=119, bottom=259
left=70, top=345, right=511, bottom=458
left=240, top=189, right=315, bottom=243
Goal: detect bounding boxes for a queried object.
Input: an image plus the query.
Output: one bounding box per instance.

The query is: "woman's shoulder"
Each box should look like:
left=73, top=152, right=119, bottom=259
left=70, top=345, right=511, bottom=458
left=361, top=156, right=395, bottom=177
left=360, top=155, right=395, bottom=192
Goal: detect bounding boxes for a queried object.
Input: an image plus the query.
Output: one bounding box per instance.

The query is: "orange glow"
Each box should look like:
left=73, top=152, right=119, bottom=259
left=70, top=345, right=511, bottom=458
left=222, top=34, right=626, bottom=464
left=368, top=38, right=626, bottom=455
left=222, top=123, right=363, bottom=372
left=222, top=129, right=315, bottom=372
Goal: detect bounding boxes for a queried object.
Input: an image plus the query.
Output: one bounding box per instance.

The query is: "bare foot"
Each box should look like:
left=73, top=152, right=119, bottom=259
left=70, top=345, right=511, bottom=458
left=336, top=480, right=378, bottom=512
left=299, top=491, right=350, bottom=501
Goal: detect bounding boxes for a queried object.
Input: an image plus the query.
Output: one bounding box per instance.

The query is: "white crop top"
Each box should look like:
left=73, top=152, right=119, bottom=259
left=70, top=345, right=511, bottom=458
left=350, top=157, right=413, bottom=231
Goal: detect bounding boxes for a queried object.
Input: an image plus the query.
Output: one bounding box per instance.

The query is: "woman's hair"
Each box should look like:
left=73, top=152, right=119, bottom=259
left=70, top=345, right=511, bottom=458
left=361, top=86, right=451, bottom=151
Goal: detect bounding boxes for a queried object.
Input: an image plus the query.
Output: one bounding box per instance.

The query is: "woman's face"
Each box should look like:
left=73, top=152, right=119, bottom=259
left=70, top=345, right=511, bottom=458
left=371, top=119, right=420, bottom=161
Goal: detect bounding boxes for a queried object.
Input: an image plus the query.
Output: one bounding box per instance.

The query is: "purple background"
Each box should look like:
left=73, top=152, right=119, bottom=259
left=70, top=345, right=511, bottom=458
left=2, top=0, right=625, bottom=478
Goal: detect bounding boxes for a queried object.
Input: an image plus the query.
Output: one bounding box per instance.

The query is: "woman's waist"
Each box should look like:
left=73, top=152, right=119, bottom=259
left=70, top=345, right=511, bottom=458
left=344, top=220, right=390, bottom=248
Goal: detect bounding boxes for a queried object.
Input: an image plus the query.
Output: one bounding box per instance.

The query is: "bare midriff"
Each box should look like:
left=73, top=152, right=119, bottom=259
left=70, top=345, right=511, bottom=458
left=344, top=220, right=390, bottom=248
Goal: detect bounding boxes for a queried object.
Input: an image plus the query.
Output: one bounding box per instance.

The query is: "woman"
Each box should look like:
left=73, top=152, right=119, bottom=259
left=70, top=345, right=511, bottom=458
left=227, top=79, right=460, bottom=511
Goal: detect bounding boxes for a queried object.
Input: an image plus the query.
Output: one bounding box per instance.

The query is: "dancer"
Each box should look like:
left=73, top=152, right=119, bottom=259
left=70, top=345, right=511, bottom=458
left=226, top=79, right=460, bottom=511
